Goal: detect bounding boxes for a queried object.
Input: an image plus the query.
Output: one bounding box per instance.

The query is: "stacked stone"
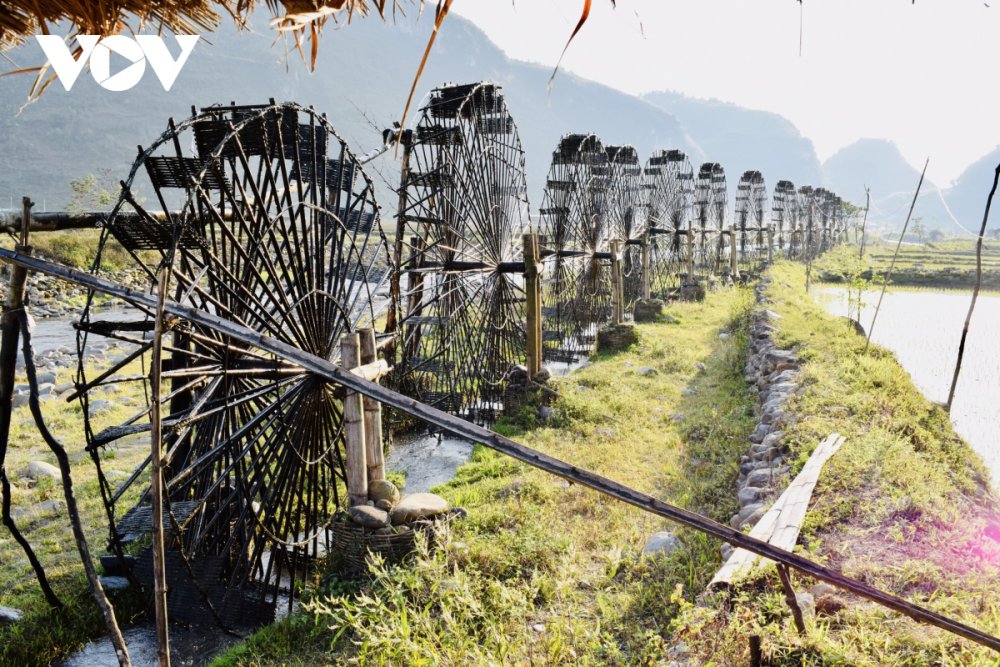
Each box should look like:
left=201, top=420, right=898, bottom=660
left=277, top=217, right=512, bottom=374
left=729, top=278, right=801, bottom=537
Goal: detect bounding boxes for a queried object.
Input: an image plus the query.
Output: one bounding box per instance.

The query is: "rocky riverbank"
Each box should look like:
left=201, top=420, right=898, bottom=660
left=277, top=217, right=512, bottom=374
left=724, top=278, right=801, bottom=553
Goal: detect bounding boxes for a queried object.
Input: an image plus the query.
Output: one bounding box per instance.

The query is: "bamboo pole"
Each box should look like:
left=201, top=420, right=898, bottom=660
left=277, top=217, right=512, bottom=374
left=150, top=265, right=171, bottom=667
left=341, top=333, right=368, bottom=506
left=686, top=229, right=695, bottom=283
left=522, top=234, right=542, bottom=378
left=640, top=232, right=650, bottom=300
left=0, top=197, right=62, bottom=609
left=610, top=240, right=623, bottom=325
left=359, top=328, right=386, bottom=483
left=945, top=164, right=1000, bottom=412
left=865, top=159, right=929, bottom=353
left=729, top=227, right=738, bottom=281
left=7, top=250, right=1000, bottom=656
left=859, top=188, right=870, bottom=260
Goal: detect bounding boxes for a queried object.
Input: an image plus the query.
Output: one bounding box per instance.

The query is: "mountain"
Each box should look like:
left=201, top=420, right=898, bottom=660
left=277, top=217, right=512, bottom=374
left=643, top=90, right=822, bottom=191
left=0, top=14, right=701, bottom=212
left=943, top=146, right=1000, bottom=233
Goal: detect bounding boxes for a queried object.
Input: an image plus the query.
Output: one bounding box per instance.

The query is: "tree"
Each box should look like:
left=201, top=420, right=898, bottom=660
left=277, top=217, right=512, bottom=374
left=65, top=170, right=118, bottom=212
left=911, top=217, right=927, bottom=243
left=928, top=228, right=945, bottom=242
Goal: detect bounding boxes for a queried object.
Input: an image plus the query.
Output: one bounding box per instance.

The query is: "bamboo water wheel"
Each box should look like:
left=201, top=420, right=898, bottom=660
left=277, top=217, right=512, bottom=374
left=693, top=162, right=727, bottom=277
left=538, top=133, right=611, bottom=362
left=392, top=82, right=531, bottom=424
left=735, top=170, right=768, bottom=274
left=74, top=101, right=388, bottom=626
left=772, top=180, right=798, bottom=255
left=604, top=145, right=645, bottom=315
left=644, top=149, right=693, bottom=299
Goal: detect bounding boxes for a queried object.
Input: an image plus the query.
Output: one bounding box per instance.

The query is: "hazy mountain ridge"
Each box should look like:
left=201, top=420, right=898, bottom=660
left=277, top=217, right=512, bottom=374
left=643, top=90, right=823, bottom=190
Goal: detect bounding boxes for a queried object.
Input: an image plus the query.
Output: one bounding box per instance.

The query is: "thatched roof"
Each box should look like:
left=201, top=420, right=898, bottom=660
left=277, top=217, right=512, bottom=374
left=0, top=1, right=389, bottom=52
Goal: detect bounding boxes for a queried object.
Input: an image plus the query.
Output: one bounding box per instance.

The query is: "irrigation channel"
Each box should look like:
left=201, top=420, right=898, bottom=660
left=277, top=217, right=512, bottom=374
left=814, top=286, right=1000, bottom=488
left=7, top=82, right=1000, bottom=664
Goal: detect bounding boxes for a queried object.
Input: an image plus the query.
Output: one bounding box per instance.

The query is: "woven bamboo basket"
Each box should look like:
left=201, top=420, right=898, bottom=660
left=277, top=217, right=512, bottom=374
left=329, top=510, right=461, bottom=574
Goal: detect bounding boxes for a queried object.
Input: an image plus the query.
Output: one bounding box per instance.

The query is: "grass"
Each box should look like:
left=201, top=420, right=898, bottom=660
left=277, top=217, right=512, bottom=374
left=0, top=229, right=136, bottom=271
left=0, top=356, right=151, bottom=666
left=817, top=239, right=1000, bottom=290
left=209, top=287, right=758, bottom=666
left=671, top=259, right=1000, bottom=666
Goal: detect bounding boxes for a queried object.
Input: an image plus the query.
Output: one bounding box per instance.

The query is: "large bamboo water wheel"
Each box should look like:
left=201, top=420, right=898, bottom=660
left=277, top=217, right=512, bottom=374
left=538, top=133, right=611, bottom=362
left=644, top=149, right=693, bottom=299
left=73, top=101, right=388, bottom=626
left=604, top=145, right=645, bottom=315
left=734, top=170, right=768, bottom=273
left=391, top=82, right=531, bottom=424
left=772, top=180, right=798, bottom=255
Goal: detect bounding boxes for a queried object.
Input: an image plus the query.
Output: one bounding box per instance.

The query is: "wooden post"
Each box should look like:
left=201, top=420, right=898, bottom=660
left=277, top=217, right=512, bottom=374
left=385, top=133, right=412, bottom=353
left=767, top=226, right=774, bottom=265
left=777, top=564, right=807, bottom=634
left=685, top=229, right=695, bottom=283
left=340, top=333, right=368, bottom=506
left=359, top=328, right=385, bottom=483
left=610, top=240, right=623, bottom=325
left=523, top=234, right=543, bottom=378
left=729, top=226, right=738, bottom=280
left=640, top=233, right=651, bottom=300
left=0, top=197, right=62, bottom=609
left=150, top=266, right=171, bottom=667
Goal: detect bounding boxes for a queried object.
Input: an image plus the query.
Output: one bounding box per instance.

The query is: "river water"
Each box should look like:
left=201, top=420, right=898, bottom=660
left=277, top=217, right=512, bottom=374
left=814, top=286, right=1000, bottom=488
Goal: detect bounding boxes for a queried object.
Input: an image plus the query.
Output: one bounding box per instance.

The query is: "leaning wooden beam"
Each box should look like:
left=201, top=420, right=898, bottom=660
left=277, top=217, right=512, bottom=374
left=1, top=249, right=999, bottom=655
left=711, top=433, right=844, bottom=587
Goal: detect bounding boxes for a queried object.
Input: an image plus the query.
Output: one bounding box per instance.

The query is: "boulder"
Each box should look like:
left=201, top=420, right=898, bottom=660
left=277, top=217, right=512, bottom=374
left=35, top=371, right=57, bottom=385
left=369, top=479, right=401, bottom=506
left=633, top=298, right=664, bottom=322
left=642, top=531, right=682, bottom=557
left=390, top=492, right=450, bottom=524
left=745, top=468, right=777, bottom=488
left=597, top=324, right=638, bottom=351
left=99, top=576, right=130, bottom=592
left=27, top=460, right=60, bottom=482
left=680, top=281, right=706, bottom=302
left=637, top=366, right=658, bottom=377
left=533, top=366, right=552, bottom=383
left=375, top=499, right=394, bottom=512
left=0, top=606, right=22, bottom=626
left=349, top=505, right=390, bottom=529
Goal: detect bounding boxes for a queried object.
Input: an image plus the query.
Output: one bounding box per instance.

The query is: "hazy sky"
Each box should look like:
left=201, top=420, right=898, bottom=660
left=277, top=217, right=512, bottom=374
left=450, top=0, right=999, bottom=187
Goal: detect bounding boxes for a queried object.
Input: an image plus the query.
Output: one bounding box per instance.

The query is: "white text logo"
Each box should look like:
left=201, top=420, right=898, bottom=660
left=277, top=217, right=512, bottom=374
left=35, top=35, right=200, bottom=92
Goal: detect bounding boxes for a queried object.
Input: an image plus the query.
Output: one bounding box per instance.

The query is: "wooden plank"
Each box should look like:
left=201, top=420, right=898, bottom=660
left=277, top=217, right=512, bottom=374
left=2, top=250, right=999, bottom=656
left=711, top=434, right=844, bottom=587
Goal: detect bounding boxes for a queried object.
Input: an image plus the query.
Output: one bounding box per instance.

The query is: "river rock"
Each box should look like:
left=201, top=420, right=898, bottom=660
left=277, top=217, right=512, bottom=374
left=0, top=606, right=22, bottom=625
left=738, top=486, right=769, bottom=507
left=369, top=479, right=400, bottom=506
left=375, top=499, right=393, bottom=512
left=37, top=499, right=67, bottom=515
left=633, top=298, right=664, bottom=322
left=99, top=576, right=130, bottom=592
left=597, top=323, right=638, bottom=351
left=88, top=399, right=117, bottom=416
left=390, top=492, right=449, bottom=524
left=36, top=371, right=57, bottom=385
left=27, top=460, right=61, bottom=482
left=637, top=366, right=658, bottom=377
left=11, top=393, right=28, bottom=409
left=642, top=531, right=682, bottom=557
left=745, top=468, right=777, bottom=488
left=533, top=366, right=552, bottom=383
left=731, top=502, right=766, bottom=529
left=349, top=505, right=390, bottom=529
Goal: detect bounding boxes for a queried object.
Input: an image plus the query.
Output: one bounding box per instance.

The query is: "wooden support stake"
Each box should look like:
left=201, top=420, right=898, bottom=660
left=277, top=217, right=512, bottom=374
left=767, top=226, right=774, bottom=265
left=749, top=635, right=762, bottom=667
left=150, top=266, right=171, bottom=667
left=341, top=333, right=368, bottom=506
left=523, top=234, right=543, bottom=378
left=640, top=233, right=651, bottom=300
left=686, top=229, right=695, bottom=283
left=0, top=197, right=61, bottom=609
left=729, top=227, right=739, bottom=281
left=359, top=328, right=385, bottom=484
left=610, top=240, right=623, bottom=325
left=778, top=564, right=807, bottom=635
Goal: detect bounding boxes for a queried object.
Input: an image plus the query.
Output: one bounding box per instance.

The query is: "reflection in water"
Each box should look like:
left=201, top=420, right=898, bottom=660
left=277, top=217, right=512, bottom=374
left=814, top=286, right=1000, bottom=488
